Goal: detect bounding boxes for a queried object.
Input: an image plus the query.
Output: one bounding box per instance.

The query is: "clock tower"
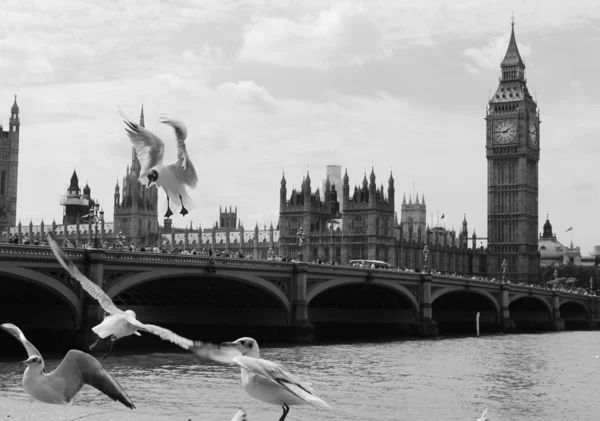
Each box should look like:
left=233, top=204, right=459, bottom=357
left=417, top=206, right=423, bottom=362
left=485, top=22, right=540, bottom=283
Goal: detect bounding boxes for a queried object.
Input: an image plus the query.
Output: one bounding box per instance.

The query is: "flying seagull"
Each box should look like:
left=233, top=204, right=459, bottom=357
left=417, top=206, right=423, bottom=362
left=192, top=337, right=331, bottom=421
left=119, top=108, right=198, bottom=218
left=1, top=323, right=135, bottom=409
left=47, top=232, right=195, bottom=359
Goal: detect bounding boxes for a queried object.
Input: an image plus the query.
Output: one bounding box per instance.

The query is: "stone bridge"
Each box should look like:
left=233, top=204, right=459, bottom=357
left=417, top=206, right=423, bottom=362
left=0, top=244, right=597, bottom=349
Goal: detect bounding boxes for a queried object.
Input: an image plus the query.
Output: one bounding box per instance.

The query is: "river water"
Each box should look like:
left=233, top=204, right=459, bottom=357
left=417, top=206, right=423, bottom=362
left=0, top=332, right=598, bottom=421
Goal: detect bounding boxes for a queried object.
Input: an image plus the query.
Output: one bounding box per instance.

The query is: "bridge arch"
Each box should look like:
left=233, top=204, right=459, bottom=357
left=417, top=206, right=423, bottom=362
left=559, top=299, right=590, bottom=316
left=431, top=286, right=500, bottom=314
left=306, top=278, right=419, bottom=312
left=508, top=293, right=553, bottom=315
left=107, top=268, right=291, bottom=317
left=0, top=266, right=82, bottom=328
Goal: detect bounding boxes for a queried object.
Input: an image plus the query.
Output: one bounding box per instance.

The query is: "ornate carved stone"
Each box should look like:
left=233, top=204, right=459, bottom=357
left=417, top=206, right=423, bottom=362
left=265, top=278, right=289, bottom=297
left=35, top=269, right=78, bottom=292
left=431, top=286, right=445, bottom=295
left=103, top=271, right=128, bottom=291
left=306, top=279, right=321, bottom=293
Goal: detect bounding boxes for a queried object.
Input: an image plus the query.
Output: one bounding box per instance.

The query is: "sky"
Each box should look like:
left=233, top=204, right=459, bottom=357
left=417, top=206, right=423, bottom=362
left=0, top=0, right=598, bottom=254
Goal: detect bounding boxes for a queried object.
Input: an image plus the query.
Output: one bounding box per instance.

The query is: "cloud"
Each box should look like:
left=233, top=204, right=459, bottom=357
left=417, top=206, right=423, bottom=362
left=463, top=34, right=532, bottom=73
left=196, top=124, right=231, bottom=151
left=238, top=3, right=391, bottom=68
left=216, top=81, right=280, bottom=113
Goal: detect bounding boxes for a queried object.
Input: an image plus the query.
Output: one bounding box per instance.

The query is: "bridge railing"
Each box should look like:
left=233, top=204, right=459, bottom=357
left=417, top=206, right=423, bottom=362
left=0, top=244, right=86, bottom=261
left=104, top=250, right=296, bottom=269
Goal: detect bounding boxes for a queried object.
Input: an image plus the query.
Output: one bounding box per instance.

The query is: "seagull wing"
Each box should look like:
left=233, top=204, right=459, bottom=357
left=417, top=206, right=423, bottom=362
left=230, top=409, right=247, bottom=421
left=233, top=356, right=331, bottom=410
left=47, top=233, right=125, bottom=316
left=49, top=350, right=135, bottom=409
left=124, top=317, right=194, bottom=350
left=481, top=406, right=488, bottom=418
left=161, top=116, right=198, bottom=188
left=189, top=340, right=243, bottom=364
left=119, top=109, right=165, bottom=184
left=1, top=323, right=42, bottom=358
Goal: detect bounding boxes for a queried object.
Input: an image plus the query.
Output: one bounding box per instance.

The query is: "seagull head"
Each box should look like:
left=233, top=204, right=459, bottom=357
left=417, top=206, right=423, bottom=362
left=20, top=355, right=45, bottom=373
left=146, top=169, right=159, bottom=187
left=220, top=337, right=260, bottom=358
left=124, top=309, right=137, bottom=319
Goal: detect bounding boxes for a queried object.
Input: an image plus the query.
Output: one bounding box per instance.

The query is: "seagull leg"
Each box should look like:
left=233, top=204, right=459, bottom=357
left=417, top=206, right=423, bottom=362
left=164, top=196, right=173, bottom=218
left=179, top=194, right=188, bottom=216
left=89, top=335, right=100, bottom=351
left=278, top=404, right=290, bottom=421
left=102, top=336, right=118, bottom=361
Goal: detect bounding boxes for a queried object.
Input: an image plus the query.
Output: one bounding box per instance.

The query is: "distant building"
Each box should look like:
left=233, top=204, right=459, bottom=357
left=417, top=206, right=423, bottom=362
left=160, top=206, right=279, bottom=258
left=60, top=170, right=94, bottom=225
left=320, top=165, right=343, bottom=211
left=277, top=168, right=485, bottom=273
left=0, top=96, right=20, bottom=231
left=538, top=217, right=567, bottom=266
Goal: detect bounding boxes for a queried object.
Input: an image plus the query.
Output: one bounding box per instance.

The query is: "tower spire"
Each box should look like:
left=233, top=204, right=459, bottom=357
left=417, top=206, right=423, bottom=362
left=501, top=18, right=525, bottom=72
left=139, top=104, right=145, bottom=128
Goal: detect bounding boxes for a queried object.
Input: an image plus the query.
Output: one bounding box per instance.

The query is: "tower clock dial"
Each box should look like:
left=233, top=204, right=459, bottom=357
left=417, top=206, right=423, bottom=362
left=493, top=120, right=517, bottom=144
left=528, top=121, right=538, bottom=146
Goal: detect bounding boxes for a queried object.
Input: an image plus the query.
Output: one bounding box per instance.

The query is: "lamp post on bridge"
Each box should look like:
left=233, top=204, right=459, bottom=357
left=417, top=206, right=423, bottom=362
left=422, top=245, right=429, bottom=273
left=83, top=203, right=104, bottom=249
left=296, top=227, right=306, bottom=262
left=590, top=277, right=594, bottom=295
left=116, top=231, right=126, bottom=251
left=501, top=258, right=507, bottom=284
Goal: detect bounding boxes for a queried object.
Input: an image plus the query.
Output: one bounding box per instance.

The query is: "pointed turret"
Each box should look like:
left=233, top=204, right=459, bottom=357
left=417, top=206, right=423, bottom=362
left=387, top=171, right=395, bottom=206
left=83, top=181, right=90, bottom=197
left=68, top=170, right=80, bottom=193
left=11, top=94, right=19, bottom=114
left=139, top=104, right=145, bottom=128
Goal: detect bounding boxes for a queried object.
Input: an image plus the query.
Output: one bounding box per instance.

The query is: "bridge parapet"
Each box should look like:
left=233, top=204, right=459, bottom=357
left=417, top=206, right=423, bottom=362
left=0, top=244, right=85, bottom=262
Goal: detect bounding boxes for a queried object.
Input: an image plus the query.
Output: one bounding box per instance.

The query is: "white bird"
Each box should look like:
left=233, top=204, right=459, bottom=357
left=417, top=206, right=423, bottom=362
left=47, top=232, right=196, bottom=359
left=1, top=323, right=135, bottom=409
left=477, top=405, right=489, bottom=421
left=230, top=409, right=247, bottom=421
left=192, top=337, right=331, bottom=421
left=119, top=108, right=198, bottom=218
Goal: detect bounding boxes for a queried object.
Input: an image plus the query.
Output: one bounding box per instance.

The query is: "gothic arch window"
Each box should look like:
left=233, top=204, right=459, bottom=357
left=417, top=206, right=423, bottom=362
left=0, top=170, right=6, bottom=195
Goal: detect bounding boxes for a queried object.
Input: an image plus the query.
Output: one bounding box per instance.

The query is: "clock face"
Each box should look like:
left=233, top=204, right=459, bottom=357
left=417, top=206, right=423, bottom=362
left=493, top=120, right=517, bottom=144
left=528, top=121, right=538, bottom=146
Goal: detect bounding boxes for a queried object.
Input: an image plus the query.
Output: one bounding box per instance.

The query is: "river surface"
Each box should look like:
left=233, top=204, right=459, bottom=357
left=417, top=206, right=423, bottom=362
left=1, top=332, right=599, bottom=421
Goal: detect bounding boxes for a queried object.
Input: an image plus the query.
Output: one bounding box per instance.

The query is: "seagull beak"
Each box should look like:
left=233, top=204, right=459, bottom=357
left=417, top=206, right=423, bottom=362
left=19, top=360, right=27, bottom=366
left=220, top=341, right=237, bottom=348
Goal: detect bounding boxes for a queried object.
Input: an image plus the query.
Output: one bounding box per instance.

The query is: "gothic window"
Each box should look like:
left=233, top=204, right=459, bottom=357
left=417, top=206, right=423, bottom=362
left=0, top=170, right=5, bottom=195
